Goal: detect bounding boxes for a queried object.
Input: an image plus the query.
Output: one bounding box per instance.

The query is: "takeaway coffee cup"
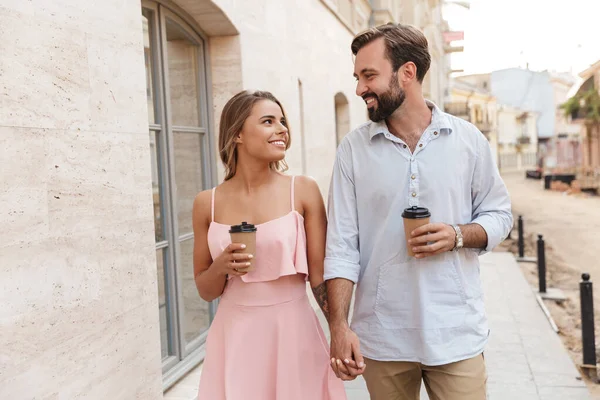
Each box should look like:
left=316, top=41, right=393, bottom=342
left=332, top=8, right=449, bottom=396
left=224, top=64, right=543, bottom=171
left=402, top=206, right=431, bottom=257
left=229, top=222, right=257, bottom=271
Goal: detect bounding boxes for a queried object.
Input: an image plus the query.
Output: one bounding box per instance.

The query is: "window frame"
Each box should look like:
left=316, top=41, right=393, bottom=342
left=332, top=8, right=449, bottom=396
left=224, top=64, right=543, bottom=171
left=141, top=0, right=218, bottom=390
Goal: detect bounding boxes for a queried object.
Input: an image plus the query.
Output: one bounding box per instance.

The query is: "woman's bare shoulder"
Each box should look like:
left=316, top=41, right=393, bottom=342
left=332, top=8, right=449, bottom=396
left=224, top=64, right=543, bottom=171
left=193, top=188, right=215, bottom=221
left=295, top=175, right=320, bottom=192
left=293, top=175, right=323, bottom=209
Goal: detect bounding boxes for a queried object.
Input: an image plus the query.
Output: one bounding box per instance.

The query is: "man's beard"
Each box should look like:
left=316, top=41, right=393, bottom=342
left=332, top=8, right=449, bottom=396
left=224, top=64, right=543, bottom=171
left=365, top=74, right=405, bottom=122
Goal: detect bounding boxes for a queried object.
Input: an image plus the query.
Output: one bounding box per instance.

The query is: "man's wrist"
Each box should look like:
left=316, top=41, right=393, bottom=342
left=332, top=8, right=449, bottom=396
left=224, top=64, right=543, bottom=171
left=329, top=319, right=350, bottom=332
left=450, top=224, right=463, bottom=250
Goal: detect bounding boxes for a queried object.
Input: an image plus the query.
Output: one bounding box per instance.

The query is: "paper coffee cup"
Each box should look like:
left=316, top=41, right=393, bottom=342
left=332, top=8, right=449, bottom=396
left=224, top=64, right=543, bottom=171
left=402, top=206, right=431, bottom=257
left=229, top=221, right=257, bottom=271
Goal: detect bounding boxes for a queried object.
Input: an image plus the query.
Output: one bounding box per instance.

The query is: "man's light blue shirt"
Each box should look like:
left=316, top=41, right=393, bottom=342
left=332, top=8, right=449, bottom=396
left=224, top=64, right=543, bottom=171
left=324, top=101, right=513, bottom=365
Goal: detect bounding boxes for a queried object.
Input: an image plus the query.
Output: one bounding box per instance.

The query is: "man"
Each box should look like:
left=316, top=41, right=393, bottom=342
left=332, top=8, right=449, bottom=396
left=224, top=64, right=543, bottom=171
left=324, top=23, right=512, bottom=400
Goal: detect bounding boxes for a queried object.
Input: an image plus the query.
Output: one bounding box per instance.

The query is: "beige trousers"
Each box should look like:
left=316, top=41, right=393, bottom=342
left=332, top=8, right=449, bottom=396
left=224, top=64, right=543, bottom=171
left=362, top=354, right=487, bottom=400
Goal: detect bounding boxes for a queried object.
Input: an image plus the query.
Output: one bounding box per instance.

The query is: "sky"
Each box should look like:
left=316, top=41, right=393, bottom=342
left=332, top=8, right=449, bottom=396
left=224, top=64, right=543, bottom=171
left=443, top=0, right=599, bottom=76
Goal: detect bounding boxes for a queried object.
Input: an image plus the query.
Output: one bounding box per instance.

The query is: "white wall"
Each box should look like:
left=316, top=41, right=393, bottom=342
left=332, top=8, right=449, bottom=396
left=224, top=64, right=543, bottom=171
left=213, top=0, right=368, bottom=194
left=498, top=107, right=520, bottom=145
left=0, top=1, right=163, bottom=399
left=491, top=69, right=555, bottom=139
left=497, top=106, right=538, bottom=171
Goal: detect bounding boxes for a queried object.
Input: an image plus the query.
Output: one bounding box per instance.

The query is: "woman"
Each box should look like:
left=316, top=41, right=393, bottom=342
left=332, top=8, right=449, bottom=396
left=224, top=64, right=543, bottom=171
left=193, top=90, right=346, bottom=399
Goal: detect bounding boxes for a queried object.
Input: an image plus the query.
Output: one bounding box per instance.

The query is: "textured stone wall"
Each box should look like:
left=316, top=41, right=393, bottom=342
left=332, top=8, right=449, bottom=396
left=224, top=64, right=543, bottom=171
left=0, top=1, right=163, bottom=399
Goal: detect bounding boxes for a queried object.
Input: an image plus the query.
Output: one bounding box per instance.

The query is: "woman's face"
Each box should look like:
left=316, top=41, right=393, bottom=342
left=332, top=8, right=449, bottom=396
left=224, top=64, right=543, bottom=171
left=237, top=99, right=289, bottom=163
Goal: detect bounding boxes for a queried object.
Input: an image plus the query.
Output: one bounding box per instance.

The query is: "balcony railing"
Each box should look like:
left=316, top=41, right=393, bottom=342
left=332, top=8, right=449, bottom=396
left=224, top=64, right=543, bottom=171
left=570, top=108, right=587, bottom=121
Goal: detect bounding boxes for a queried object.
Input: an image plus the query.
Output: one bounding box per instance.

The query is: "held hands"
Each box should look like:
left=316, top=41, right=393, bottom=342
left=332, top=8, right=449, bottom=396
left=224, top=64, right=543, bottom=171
left=213, top=243, right=253, bottom=277
left=329, top=324, right=366, bottom=381
left=408, top=223, right=456, bottom=258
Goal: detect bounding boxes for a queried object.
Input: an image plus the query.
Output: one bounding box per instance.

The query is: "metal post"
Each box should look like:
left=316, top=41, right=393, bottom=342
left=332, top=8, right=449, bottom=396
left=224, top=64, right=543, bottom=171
left=518, top=215, right=524, bottom=258
left=580, top=273, right=596, bottom=369
left=537, top=235, right=546, bottom=293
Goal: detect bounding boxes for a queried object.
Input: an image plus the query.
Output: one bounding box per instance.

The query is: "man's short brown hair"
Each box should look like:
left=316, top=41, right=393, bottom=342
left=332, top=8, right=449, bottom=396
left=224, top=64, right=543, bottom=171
left=351, top=23, right=431, bottom=83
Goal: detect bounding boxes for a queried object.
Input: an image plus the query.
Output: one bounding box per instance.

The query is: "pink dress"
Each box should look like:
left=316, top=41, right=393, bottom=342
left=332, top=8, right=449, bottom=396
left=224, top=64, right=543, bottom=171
left=197, top=176, right=347, bottom=400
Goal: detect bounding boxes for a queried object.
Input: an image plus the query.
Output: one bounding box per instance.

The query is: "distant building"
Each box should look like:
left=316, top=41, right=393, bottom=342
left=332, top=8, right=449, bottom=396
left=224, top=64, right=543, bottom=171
left=455, top=68, right=579, bottom=171
left=567, top=60, right=600, bottom=169
left=447, top=79, right=500, bottom=166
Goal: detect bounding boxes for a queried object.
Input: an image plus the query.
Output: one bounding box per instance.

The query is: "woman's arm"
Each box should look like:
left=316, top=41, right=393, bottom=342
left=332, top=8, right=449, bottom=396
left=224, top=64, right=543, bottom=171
left=298, top=176, right=330, bottom=321
left=192, top=190, right=251, bottom=302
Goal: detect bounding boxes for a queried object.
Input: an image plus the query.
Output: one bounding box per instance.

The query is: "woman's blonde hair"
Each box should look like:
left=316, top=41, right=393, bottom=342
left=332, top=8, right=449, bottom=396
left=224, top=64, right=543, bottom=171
left=218, top=90, right=291, bottom=181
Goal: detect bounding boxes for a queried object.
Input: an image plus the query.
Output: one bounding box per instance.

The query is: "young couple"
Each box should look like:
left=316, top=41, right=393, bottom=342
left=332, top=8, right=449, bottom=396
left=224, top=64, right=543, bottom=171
left=193, top=23, right=512, bottom=400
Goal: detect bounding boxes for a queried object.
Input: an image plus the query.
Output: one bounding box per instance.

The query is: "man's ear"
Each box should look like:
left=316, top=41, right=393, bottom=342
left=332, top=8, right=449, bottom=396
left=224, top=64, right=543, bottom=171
left=399, top=62, right=417, bottom=83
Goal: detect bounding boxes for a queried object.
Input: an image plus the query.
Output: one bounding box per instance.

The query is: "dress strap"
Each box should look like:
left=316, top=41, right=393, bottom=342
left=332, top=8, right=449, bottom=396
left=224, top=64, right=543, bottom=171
left=211, top=187, right=216, bottom=222
left=290, top=176, right=296, bottom=212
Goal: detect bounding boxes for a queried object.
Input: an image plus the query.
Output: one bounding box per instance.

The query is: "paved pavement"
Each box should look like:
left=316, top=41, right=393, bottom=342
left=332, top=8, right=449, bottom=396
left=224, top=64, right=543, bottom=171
left=481, top=252, right=590, bottom=400
left=167, top=252, right=591, bottom=400
left=313, top=252, right=591, bottom=400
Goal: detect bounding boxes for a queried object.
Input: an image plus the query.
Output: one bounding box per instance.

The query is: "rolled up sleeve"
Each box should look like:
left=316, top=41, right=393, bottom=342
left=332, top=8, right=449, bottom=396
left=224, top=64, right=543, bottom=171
left=471, top=133, right=513, bottom=254
left=324, top=141, right=361, bottom=283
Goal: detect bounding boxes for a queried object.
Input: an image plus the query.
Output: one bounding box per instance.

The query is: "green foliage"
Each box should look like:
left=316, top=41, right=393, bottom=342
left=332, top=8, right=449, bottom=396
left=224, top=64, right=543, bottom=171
left=561, top=88, right=600, bottom=124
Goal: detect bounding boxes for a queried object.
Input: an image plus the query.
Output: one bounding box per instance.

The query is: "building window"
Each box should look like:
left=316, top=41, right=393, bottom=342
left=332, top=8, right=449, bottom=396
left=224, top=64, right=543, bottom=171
left=334, top=93, right=350, bottom=145
left=143, top=0, right=215, bottom=387
left=474, top=106, right=483, bottom=123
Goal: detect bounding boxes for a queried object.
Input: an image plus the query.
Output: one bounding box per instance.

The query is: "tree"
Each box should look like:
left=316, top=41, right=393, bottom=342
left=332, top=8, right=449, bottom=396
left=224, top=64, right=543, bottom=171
left=561, top=87, right=600, bottom=167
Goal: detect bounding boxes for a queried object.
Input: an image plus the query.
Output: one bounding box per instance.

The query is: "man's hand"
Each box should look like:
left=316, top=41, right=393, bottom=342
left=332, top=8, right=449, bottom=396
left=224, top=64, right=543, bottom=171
left=329, top=324, right=366, bottom=380
left=408, top=223, right=456, bottom=258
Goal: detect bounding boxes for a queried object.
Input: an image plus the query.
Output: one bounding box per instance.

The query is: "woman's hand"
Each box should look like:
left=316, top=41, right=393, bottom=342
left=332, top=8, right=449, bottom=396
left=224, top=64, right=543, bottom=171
left=212, top=243, right=254, bottom=277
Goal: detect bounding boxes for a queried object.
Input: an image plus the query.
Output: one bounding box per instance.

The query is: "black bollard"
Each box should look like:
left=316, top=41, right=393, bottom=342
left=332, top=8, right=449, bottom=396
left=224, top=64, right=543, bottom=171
left=537, top=235, right=547, bottom=293
left=580, top=273, right=597, bottom=369
left=518, top=215, right=524, bottom=258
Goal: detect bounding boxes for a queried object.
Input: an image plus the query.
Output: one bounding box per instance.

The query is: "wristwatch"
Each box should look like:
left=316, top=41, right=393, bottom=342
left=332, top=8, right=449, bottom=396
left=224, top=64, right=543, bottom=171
left=451, top=225, right=463, bottom=251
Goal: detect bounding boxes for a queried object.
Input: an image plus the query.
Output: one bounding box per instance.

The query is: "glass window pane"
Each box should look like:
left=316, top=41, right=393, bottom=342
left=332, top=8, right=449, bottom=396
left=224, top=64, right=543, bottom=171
left=142, top=9, right=157, bottom=125
left=165, top=17, right=200, bottom=127
left=157, top=248, right=174, bottom=360
left=174, top=132, right=204, bottom=235
left=178, top=239, right=210, bottom=345
left=149, top=131, right=165, bottom=242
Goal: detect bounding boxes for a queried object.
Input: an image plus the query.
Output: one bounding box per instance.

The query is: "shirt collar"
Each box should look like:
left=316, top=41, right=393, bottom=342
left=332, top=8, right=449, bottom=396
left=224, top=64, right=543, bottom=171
left=369, top=99, right=454, bottom=140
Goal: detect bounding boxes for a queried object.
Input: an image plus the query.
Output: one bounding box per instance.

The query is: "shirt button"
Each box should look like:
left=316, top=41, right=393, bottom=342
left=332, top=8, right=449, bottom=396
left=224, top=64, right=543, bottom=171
left=434, top=131, right=438, bottom=135
left=419, top=143, right=423, bottom=147
left=411, top=174, right=416, bottom=180
left=403, top=144, right=407, bottom=148
left=412, top=192, right=417, bottom=197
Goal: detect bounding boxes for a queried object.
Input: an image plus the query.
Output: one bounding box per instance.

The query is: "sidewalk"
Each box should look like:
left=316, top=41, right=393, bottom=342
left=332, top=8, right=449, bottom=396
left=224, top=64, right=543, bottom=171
left=481, top=252, right=590, bottom=400
left=166, top=252, right=591, bottom=400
